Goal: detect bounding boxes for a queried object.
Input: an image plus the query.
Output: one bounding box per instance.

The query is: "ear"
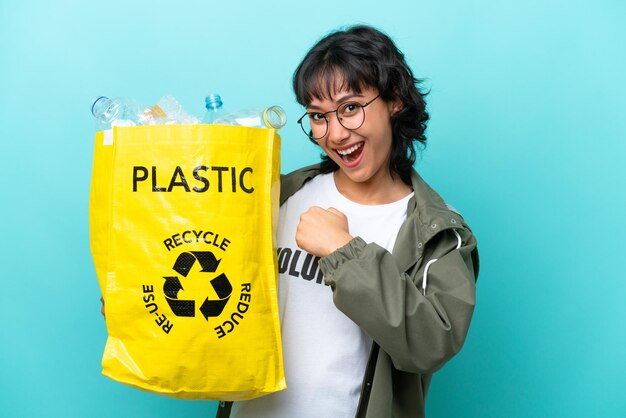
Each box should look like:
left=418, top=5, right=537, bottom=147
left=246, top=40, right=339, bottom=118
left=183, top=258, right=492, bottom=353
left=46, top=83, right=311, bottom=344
left=388, top=98, right=404, bottom=116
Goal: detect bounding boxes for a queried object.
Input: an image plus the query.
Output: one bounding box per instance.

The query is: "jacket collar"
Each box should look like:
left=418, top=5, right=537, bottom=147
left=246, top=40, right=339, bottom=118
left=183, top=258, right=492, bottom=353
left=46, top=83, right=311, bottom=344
left=279, top=164, right=321, bottom=205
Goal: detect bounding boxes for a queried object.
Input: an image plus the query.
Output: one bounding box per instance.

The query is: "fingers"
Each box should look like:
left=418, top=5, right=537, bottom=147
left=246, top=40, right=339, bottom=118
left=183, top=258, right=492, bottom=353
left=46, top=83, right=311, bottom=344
left=296, top=206, right=351, bottom=257
left=326, top=207, right=342, bottom=216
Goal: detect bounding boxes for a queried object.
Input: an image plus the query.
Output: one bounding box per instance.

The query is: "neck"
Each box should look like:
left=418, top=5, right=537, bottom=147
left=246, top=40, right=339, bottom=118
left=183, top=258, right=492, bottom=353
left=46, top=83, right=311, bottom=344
left=332, top=169, right=412, bottom=205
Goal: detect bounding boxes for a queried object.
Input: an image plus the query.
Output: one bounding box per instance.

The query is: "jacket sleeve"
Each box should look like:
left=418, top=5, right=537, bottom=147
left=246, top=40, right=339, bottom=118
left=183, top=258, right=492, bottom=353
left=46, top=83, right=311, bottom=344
left=318, top=227, right=478, bottom=374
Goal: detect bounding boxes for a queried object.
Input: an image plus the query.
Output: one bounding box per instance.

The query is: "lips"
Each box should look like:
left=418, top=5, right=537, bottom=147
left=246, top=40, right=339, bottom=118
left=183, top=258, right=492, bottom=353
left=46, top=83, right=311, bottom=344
left=335, top=141, right=364, bottom=166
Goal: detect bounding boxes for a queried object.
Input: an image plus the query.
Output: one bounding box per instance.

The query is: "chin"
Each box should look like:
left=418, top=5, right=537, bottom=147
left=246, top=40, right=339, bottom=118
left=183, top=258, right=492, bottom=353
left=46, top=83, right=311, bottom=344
left=339, top=168, right=374, bottom=184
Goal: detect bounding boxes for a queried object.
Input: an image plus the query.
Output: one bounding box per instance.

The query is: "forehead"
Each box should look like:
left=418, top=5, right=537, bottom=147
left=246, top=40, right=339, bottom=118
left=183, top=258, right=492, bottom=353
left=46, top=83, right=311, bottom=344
left=307, top=85, right=377, bottom=109
left=305, top=68, right=367, bottom=103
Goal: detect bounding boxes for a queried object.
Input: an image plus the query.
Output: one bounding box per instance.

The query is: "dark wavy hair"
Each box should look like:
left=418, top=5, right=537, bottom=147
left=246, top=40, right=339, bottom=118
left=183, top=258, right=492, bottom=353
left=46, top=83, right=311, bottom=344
left=292, top=25, right=429, bottom=185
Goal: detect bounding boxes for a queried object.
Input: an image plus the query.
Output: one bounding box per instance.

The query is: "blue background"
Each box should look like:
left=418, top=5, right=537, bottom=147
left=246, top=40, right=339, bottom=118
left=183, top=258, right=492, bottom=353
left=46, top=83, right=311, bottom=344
left=1, top=0, right=625, bottom=417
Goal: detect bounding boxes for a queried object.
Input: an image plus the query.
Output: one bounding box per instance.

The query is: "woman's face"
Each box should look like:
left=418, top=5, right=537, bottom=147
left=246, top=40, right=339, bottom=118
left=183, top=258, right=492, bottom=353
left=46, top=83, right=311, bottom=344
left=306, top=85, right=399, bottom=189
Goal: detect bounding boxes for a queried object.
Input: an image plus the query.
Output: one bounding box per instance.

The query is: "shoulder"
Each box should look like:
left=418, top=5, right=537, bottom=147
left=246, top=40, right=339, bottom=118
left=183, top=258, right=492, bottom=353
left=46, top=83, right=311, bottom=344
left=408, top=170, right=465, bottom=226
left=406, top=169, right=476, bottom=249
left=406, top=169, right=479, bottom=278
left=279, top=164, right=323, bottom=205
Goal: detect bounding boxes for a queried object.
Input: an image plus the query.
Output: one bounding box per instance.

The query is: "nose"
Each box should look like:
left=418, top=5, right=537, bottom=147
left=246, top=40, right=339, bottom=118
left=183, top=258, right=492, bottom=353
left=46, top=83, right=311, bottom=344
left=325, top=112, right=350, bottom=144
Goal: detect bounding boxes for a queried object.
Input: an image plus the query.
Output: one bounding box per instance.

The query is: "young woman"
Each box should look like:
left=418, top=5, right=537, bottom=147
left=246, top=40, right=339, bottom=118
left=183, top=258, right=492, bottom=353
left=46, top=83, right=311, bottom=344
left=218, top=25, right=479, bottom=418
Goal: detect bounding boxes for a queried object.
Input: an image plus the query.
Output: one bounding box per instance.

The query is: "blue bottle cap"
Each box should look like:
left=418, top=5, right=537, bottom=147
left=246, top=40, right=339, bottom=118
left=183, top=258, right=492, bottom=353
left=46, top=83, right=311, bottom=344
left=205, top=94, right=223, bottom=110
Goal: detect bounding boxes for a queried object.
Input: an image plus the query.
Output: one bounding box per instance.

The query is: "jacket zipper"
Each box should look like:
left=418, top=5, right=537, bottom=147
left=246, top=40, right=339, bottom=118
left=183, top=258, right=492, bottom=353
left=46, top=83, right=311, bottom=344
left=216, top=400, right=231, bottom=418
left=354, top=342, right=380, bottom=418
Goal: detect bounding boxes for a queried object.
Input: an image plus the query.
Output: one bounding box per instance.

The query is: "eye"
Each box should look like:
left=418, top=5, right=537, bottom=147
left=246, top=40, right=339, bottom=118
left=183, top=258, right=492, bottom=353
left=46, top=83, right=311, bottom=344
left=309, top=112, right=326, bottom=123
left=341, top=103, right=361, bottom=116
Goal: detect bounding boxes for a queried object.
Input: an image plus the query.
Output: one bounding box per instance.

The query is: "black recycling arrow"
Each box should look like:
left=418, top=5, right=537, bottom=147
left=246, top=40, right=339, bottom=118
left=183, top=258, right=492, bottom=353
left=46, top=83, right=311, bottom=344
left=172, top=252, right=196, bottom=277
left=163, top=276, right=195, bottom=316
left=199, top=273, right=233, bottom=320
left=164, top=250, right=232, bottom=320
left=211, top=273, right=233, bottom=299
left=192, top=251, right=221, bottom=272
left=165, top=296, right=195, bottom=317
left=172, top=251, right=221, bottom=277
left=163, top=276, right=183, bottom=298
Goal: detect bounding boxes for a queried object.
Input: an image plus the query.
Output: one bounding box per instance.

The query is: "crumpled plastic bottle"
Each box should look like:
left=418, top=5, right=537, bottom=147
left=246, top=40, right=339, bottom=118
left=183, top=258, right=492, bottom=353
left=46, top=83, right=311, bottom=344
left=91, top=95, right=200, bottom=130
left=153, top=95, right=201, bottom=125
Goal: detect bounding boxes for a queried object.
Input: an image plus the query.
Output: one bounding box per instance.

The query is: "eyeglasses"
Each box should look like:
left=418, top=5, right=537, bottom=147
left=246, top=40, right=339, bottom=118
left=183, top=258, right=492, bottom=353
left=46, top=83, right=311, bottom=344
left=297, top=94, right=381, bottom=140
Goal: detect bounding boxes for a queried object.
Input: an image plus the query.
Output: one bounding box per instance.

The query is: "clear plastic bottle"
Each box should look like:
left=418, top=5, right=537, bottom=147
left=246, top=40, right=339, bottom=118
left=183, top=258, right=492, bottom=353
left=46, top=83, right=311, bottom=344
left=213, top=105, right=287, bottom=129
left=91, top=96, right=165, bottom=129
left=202, top=94, right=225, bottom=124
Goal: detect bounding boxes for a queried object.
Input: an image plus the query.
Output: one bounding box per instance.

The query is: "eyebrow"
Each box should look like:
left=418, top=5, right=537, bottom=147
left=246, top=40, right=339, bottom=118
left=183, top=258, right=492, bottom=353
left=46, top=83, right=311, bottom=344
left=306, top=93, right=365, bottom=111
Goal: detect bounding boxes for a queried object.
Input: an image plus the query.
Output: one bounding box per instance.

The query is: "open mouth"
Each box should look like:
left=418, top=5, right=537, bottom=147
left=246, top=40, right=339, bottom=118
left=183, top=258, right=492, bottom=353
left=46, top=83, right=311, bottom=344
left=335, top=142, right=364, bottom=164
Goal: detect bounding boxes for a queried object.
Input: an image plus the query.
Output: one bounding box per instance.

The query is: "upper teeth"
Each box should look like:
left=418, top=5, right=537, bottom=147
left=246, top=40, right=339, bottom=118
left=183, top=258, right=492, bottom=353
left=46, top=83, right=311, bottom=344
left=337, top=143, right=362, bottom=156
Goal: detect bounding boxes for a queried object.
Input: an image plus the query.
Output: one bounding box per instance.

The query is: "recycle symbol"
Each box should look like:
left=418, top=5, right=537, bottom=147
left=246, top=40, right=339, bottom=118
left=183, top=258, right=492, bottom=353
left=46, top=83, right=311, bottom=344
left=163, top=251, right=233, bottom=320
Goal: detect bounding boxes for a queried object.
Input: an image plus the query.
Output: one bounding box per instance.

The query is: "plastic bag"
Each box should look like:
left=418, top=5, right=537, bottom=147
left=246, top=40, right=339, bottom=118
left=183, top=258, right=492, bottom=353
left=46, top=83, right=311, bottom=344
left=90, top=124, right=285, bottom=400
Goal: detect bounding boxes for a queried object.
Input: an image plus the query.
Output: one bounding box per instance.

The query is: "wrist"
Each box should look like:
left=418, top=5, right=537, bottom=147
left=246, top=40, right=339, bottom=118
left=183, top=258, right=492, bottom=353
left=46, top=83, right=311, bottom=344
left=327, top=234, right=353, bottom=256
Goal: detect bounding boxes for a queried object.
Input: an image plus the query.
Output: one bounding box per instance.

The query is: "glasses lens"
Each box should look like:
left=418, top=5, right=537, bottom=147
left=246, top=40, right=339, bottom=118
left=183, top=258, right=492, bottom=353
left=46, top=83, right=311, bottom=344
left=300, top=113, right=327, bottom=139
left=338, top=103, right=365, bottom=130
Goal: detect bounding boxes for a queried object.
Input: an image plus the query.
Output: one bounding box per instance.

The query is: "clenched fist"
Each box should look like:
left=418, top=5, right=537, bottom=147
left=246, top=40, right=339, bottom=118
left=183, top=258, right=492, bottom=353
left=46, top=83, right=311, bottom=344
left=295, top=206, right=353, bottom=257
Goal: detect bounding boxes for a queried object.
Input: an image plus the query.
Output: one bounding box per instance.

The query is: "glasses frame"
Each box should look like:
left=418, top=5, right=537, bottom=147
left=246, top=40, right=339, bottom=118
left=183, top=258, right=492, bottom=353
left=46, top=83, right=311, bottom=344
left=297, top=94, right=381, bottom=140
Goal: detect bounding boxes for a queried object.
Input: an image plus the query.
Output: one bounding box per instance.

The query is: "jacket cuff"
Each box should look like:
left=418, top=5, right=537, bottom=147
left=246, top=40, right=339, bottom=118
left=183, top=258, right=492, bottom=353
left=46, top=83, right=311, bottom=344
left=319, top=236, right=367, bottom=278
